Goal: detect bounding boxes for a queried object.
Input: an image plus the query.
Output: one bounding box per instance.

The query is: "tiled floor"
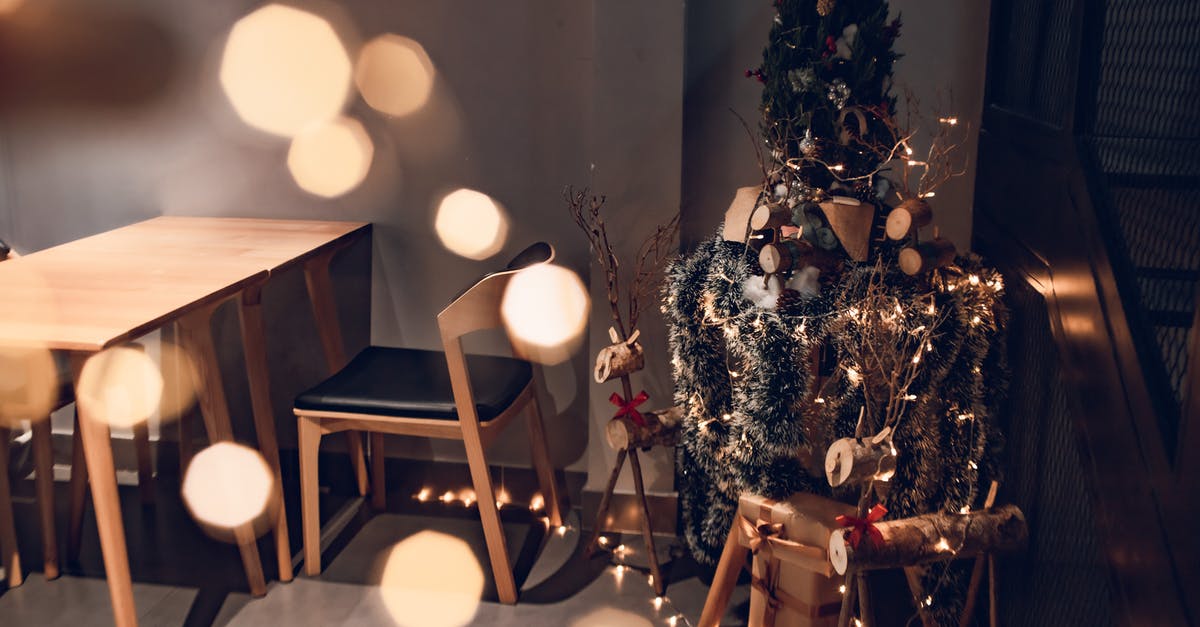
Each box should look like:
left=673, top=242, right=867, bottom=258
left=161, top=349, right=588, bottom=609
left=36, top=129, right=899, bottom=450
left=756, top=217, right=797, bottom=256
left=0, top=517, right=750, bottom=626
left=0, top=462, right=752, bottom=626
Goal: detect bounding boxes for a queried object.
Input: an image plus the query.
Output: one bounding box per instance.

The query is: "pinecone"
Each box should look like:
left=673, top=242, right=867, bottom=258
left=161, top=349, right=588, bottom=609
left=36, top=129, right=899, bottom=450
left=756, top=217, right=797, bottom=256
left=776, top=288, right=806, bottom=316
left=816, top=0, right=836, bottom=16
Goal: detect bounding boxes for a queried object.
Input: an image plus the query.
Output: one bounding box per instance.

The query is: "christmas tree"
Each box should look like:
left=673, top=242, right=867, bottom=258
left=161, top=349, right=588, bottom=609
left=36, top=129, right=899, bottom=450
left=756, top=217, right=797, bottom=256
left=666, top=0, right=1012, bottom=623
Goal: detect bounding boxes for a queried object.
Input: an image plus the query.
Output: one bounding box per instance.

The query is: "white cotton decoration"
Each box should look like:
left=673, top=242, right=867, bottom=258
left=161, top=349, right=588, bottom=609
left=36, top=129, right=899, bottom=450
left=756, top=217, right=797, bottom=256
left=742, top=275, right=783, bottom=310
left=787, top=266, right=821, bottom=297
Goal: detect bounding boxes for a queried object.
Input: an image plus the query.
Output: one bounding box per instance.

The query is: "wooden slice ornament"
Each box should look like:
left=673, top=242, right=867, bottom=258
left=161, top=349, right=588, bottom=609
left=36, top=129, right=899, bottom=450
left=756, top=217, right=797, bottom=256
left=899, top=237, right=956, bottom=276
left=722, top=186, right=766, bottom=243
left=758, top=239, right=806, bottom=275
left=749, top=203, right=791, bottom=231
left=885, top=198, right=934, bottom=240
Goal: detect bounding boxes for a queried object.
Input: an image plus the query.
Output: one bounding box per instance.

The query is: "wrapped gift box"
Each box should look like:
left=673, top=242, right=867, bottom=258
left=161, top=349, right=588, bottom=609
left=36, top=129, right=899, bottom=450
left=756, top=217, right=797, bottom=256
left=736, top=492, right=855, bottom=627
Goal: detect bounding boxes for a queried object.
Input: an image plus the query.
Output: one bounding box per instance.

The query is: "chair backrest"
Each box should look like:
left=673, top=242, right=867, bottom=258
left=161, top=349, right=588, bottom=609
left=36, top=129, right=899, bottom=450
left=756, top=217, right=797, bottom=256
left=436, top=242, right=554, bottom=342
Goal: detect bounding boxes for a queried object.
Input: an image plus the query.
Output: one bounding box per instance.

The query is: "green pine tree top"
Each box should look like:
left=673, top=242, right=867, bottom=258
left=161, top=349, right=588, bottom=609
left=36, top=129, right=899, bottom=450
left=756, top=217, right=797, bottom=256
left=753, top=0, right=901, bottom=196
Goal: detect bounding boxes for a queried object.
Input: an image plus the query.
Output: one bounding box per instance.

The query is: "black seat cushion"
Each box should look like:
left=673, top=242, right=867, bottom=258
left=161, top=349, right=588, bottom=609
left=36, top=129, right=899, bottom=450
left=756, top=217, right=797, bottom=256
left=294, top=346, right=532, bottom=422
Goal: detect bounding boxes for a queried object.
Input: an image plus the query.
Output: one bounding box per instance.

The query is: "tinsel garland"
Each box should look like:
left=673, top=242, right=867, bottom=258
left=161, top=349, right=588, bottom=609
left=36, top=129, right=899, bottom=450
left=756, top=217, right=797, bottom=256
left=664, top=233, right=1008, bottom=621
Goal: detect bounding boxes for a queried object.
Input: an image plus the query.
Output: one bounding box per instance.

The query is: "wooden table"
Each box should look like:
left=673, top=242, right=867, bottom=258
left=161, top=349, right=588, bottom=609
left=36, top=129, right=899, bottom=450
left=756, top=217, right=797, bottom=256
left=0, top=216, right=370, bottom=627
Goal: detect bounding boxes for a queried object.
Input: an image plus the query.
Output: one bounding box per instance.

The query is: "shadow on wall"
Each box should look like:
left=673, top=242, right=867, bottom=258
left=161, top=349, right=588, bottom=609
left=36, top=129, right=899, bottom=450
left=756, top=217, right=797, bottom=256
left=0, top=2, right=179, bottom=111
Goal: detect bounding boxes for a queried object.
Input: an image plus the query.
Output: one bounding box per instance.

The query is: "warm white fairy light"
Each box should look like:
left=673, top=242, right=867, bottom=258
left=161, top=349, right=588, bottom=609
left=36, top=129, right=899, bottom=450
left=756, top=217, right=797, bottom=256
left=971, top=315, right=982, bottom=326
left=911, top=353, right=921, bottom=365
left=815, top=397, right=826, bottom=404
left=529, top=492, right=545, bottom=512
left=957, top=412, right=975, bottom=422
left=832, top=164, right=845, bottom=171
left=667, top=616, right=679, bottom=627
left=722, top=413, right=732, bottom=421
left=839, top=584, right=847, bottom=594
left=854, top=619, right=864, bottom=627
left=556, top=525, right=568, bottom=536
left=459, top=489, right=476, bottom=507
left=415, top=487, right=431, bottom=502
left=847, top=367, right=862, bottom=385
left=903, top=394, right=917, bottom=401
left=938, top=117, right=959, bottom=125
left=924, top=595, right=934, bottom=607
left=653, top=597, right=664, bottom=610
left=440, top=491, right=455, bottom=504
left=960, top=506, right=971, bottom=514
left=968, top=461, right=978, bottom=470
left=935, top=537, right=951, bottom=552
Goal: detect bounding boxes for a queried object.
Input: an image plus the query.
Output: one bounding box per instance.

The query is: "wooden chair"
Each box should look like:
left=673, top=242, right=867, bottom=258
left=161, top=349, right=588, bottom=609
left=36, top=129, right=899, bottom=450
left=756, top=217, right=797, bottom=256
left=293, top=242, right=565, bottom=604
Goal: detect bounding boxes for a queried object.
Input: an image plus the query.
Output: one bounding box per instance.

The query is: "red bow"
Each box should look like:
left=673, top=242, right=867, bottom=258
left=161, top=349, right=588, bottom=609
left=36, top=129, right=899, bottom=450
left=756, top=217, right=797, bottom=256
left=610, top=390, right=649, bottom=426
left=780, top=225, right=802, bottom=239
left=836, top=504, right=887, bottom=550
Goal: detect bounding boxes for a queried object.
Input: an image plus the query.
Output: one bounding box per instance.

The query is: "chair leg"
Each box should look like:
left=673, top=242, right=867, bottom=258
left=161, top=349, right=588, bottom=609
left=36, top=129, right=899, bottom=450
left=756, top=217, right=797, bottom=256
left=67, top=410, right=88, bottom=562
left=462, top=429, right=517, bottom=604
left=524, top=393, right=563, bottom=528
left=31, top=418, right=59, bottom=580
left=132, top=421, right=154, bottom=505
left=0, top=427, right=23, bottom=587
left=698, top=519, right=749, bottom=627
left=370, top=433, right=386, bottom=511
left=298, top=415, right=323, bottom=577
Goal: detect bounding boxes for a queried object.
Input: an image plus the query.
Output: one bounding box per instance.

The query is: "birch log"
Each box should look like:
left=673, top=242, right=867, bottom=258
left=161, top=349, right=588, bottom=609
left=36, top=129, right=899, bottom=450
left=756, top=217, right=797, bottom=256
left=824, top=437, right=897, bottom=487
left=605, top=406, right=684, bottom=450
left=828, top=504, right=1028, bottom=575
left=593, top=340, right=645, bottom=383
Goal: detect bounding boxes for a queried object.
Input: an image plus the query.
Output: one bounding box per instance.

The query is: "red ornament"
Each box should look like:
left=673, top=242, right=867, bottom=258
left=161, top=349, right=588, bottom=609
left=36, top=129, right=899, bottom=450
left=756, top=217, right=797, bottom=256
left=836, top=504, right=888, bottom=550
left=610, top=390, right=650, bottom=426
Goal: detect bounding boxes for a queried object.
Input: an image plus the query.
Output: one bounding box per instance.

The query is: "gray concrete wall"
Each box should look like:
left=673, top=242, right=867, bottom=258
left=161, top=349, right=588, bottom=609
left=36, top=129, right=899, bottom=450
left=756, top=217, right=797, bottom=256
left=0, top=0, right=608, bottom=472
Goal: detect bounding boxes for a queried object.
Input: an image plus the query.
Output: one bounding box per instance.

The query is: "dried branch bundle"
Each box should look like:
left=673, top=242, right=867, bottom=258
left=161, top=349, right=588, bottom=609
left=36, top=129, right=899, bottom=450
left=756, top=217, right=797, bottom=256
left=565, top=186, right=680, bottom=339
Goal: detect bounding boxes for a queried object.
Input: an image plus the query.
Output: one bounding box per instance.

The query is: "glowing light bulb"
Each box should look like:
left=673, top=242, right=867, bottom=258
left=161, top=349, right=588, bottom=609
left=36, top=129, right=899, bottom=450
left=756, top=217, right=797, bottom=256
left=415, top=488, right=431, bottom=502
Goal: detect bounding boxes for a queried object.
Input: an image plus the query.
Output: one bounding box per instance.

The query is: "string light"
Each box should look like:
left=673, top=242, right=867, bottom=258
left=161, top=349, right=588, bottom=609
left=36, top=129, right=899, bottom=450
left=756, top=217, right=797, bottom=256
left=815, top=397, right=826, bottom=404
left=959, top=506, right=970, bottom=514
left=923, top=595, right=933, bottom=607
left=839, top=584, right=847, bottom=594
left=652, top=597, right=664, bottom=610
left=415, top=487, right=431, bottom=502
left=935, top=537, right=951, bottom=552
left=440, top=491, right=455, bottom=504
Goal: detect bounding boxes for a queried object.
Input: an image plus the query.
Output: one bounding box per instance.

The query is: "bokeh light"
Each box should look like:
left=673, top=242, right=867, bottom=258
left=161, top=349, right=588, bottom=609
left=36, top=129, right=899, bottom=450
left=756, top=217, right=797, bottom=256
left=287, top=116, right=374, bottom=198
left=378, top=530, right=484, bottom=627
left=0, top=345, right=58, bottom=428
left=355, top=34, right=435, bottom=117
left=220, top=4, right=351, bottom=136
left=76, top=346, right=164, bottom=429
left=434, top=188, right=509, bottom=260
left=0, top=0, right=24, bottom=16
left=182, top=442, right=276, bottom=540
left=501, top=264, right=589, bottom=365
left=569, top=607, right=654, bottom=627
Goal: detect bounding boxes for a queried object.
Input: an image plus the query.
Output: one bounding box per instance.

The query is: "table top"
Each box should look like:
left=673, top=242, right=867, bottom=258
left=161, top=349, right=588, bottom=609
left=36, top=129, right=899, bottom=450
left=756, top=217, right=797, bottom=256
left=0, top=216, right=369, bottom=352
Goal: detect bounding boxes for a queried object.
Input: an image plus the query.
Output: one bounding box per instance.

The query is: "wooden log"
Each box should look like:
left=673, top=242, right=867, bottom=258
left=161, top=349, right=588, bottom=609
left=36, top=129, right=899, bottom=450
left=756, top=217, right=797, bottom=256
left=828, top=504, right=1028, bottom=575
left=759, top=240, right=806, bottom=275
left=899, top=238, right=956, bottom=276
left=749, top=204, right=790, bottom=231
left=722, top=186, right=765, bottom=242
left=885, top=198, right=934, bottom=240
left=604, top=406, right=683, bottom=450
left=824, top=437, right=897, bottom=488
left=593, top=341, right=644, bottom=383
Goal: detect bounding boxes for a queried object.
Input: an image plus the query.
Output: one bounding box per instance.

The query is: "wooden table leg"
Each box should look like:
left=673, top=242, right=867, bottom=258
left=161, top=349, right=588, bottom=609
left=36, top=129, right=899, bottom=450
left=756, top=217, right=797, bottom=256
left=627, top=449, right=665, bottom=597
left=177, top=305, right=267, bottom=597
left=71, top=353, right=137, bottom=627
left=238, top=285, right=294, bottom=583
left=67, top=410, right=88, bottom=562
left=0, top=426, right=24, bottom=588
left=31, top=418, right=59, bottom=579
left=303, top=253, right=368, bottom=496
left=585, top=448, right=626, bottom=557
left=698, top=519, right=748, bottom=627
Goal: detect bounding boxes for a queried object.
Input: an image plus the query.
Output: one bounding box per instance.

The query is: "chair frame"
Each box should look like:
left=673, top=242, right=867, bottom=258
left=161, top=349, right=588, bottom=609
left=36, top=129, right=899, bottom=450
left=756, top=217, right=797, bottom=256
left=294, top=261, right=564, bottom=604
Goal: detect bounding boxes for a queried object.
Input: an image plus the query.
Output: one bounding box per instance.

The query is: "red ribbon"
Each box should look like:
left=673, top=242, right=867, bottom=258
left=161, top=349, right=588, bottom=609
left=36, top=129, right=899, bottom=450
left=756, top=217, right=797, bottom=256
left=836, top=504, right=888, bottom=550
left=610, top=390, right=649, bottom=426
